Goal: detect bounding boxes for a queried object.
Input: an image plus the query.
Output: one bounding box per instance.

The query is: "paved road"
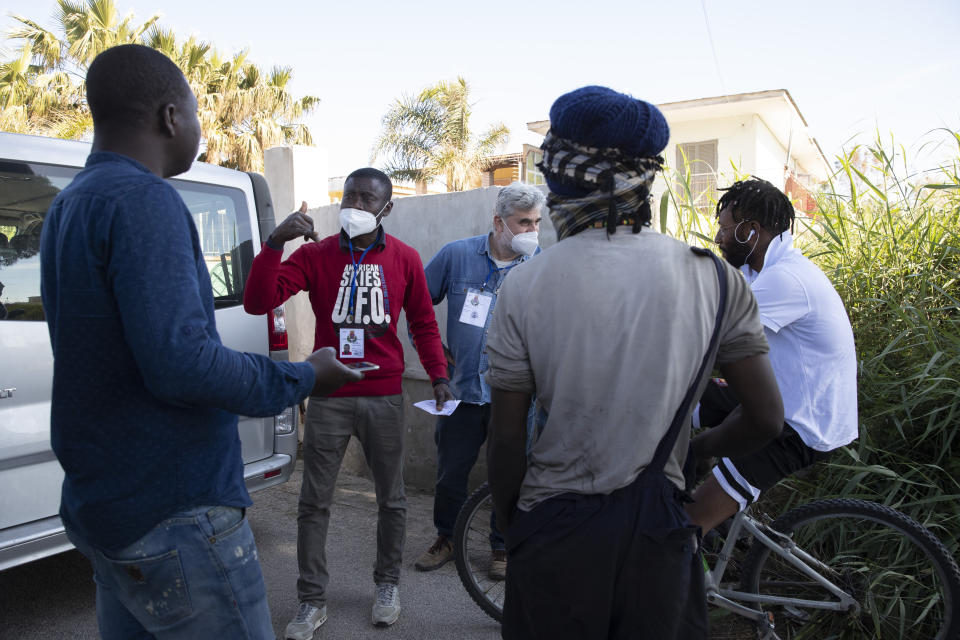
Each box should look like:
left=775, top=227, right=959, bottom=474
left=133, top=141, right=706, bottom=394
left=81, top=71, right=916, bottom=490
left=0, top=460, right=501, bottom=640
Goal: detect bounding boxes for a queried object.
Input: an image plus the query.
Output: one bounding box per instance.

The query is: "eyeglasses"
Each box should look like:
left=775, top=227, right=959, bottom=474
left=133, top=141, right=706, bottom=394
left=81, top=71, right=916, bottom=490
left=717, top=219, right=757, bottom=239
left=716, top=223, right=741, bottom=239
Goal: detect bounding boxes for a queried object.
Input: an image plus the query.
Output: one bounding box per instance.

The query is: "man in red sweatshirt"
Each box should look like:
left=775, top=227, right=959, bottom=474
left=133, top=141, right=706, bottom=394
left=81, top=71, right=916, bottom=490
left=244, top=167, right=453, bottom=636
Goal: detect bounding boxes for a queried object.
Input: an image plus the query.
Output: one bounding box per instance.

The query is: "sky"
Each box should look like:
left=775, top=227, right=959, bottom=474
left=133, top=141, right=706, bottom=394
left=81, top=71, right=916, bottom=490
left=2, top=0, right=959, bottom=178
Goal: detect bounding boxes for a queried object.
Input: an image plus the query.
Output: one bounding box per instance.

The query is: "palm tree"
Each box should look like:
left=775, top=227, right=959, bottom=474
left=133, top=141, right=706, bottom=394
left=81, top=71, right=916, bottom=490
left=196, top=51, right=319, bottom=172
left=0, top=16, right=82, bottom=136
left=1, top=0, right=161, bottom=139
left=57, top=0, right=161, bottom=66
left=0, top=0, right=318, bottom=172
left=372, top=76, right=510, bottom=191
left=0, top=45, right=44, bottom=133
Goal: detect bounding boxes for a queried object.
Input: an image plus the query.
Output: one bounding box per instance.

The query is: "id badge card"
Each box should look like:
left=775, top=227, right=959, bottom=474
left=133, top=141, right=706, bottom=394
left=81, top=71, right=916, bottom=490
left=458, top=288, right=493, bottom=328
left=339, top=328, right=364, bottom=358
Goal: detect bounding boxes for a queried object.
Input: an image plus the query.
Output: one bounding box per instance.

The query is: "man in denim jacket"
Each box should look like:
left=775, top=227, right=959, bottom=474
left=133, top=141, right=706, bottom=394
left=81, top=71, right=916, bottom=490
left=414, top=182, right=545, bottom=578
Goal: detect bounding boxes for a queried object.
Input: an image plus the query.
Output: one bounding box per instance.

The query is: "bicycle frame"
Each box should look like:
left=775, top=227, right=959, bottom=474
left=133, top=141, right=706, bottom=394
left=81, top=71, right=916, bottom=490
left=704, top=509, right=860, bottom=628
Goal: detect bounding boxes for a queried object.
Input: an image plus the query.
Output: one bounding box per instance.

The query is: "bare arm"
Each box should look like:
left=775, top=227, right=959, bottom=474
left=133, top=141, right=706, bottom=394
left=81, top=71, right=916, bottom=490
left=692, top=353, right=783, bottom=460
left=487, top=388, right=531, bottom=529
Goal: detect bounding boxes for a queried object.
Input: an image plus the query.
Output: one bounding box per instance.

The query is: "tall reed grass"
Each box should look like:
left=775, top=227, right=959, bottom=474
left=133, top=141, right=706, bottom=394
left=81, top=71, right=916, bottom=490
left=792, top=134, right=960, bottom=554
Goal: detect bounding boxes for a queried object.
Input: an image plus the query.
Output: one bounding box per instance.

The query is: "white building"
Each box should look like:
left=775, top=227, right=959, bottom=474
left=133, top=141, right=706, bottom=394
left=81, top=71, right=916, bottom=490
left=527, top=89, right=829, bottom=218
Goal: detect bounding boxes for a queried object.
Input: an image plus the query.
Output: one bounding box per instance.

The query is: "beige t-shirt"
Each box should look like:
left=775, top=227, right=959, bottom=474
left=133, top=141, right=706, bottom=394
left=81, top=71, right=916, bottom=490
left=485, top=228, right=768, bottom=511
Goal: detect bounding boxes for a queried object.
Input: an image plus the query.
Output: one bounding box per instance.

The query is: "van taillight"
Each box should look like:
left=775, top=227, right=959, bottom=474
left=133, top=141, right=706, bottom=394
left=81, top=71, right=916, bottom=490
left=268, top=306, right=288, bottom=351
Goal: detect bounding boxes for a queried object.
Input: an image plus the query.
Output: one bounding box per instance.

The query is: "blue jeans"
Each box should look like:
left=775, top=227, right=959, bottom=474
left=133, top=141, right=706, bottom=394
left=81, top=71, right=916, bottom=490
left=66, top=506, right=274, bottom=640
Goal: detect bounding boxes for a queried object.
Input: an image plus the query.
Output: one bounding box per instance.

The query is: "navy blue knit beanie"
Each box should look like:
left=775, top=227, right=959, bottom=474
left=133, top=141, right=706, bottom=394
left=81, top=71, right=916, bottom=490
left=545, top=86, right=669, bottom=196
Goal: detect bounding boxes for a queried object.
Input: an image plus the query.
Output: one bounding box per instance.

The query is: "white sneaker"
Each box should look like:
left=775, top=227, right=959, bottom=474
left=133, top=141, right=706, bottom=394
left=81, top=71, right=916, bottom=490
left=285, top=602, right=327, bottom=640
left=371, top=583, right=401, bottom=627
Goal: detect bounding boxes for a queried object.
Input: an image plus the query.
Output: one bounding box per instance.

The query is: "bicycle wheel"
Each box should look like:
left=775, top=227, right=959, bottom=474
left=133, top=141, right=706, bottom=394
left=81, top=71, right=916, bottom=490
left=740, top=498, right=960, bottom=640
left=453, top=482, right=504, bottom=623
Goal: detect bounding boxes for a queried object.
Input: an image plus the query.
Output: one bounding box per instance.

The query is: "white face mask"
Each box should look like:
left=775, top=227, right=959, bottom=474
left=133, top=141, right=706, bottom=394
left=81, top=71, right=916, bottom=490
left=339, top=201, right=389, bottom=238
left=502, top=222, right=539, bottom=257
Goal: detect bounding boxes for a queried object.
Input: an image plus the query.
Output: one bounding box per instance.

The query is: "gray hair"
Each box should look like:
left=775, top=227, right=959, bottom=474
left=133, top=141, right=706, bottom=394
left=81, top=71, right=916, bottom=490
left=495, top=181, right=546, bottom=219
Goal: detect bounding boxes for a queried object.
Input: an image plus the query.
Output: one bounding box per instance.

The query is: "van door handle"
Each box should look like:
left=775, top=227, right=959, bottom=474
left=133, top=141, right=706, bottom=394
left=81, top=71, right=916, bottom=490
left=0, top=388, right=15, bottom=399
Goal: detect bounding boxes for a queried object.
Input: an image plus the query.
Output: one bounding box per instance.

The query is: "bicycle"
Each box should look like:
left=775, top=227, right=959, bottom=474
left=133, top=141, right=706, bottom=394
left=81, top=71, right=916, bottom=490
left=453, top=482, right=960, bottom=639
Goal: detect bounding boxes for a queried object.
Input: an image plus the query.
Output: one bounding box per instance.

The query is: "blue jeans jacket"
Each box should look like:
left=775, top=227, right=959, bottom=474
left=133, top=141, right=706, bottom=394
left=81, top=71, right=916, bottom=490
left=423, top=233, right=538, bottom=404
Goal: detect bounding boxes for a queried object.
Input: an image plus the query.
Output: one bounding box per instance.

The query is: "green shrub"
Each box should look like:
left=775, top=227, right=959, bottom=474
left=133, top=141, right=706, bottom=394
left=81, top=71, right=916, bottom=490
left=791, top=134, right=960, bottom=553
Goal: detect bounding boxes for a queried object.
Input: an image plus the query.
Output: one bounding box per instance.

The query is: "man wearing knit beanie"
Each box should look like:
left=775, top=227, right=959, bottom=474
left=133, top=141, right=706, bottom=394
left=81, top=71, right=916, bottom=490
left=484, top=86, right=784, bottom=639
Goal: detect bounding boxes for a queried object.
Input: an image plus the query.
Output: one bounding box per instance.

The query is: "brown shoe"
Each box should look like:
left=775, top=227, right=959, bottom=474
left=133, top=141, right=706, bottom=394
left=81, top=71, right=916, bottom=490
left=488, top=549, right=507, bottom=580
left=414, top=536, right=454, bottom=571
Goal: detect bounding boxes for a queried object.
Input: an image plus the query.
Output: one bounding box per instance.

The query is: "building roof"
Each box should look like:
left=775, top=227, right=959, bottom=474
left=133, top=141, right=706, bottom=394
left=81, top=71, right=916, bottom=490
left=483, top=152, right=522, bottom=170
left=526, top=119, right=550, bottom=136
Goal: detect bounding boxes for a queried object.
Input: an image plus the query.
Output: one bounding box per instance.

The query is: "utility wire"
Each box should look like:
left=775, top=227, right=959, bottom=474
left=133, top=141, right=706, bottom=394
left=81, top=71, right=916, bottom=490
left=700, top=0, right=728, bottom=97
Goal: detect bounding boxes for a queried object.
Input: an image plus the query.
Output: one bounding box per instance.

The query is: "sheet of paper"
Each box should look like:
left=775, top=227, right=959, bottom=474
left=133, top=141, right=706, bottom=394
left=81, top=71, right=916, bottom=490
left=413, top=399, right=461, bottom=416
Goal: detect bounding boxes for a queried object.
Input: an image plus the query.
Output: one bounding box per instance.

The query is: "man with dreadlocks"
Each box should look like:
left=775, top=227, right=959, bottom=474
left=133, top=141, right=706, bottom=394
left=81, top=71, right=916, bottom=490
left=685, top=177, right=858, bottom=536
left=483, top=86, right=785, bottom=639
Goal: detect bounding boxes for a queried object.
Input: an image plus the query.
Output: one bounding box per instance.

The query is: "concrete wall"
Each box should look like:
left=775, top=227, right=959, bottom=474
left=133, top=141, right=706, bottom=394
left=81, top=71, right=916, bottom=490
left=262, top=150, right=554, bottom=492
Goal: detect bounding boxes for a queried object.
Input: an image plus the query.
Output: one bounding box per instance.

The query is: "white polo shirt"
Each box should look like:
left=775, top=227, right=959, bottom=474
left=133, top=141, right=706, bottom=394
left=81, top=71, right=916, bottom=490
left=741, top=231, right=858, bottom=451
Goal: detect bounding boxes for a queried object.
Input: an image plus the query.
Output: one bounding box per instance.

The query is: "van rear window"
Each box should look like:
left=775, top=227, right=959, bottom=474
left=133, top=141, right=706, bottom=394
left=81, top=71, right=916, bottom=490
left=0, top=161, right=77, bottom=321
left=171, top=178, right=254, bottom=309
left=0, top=160, right=253, bottom=322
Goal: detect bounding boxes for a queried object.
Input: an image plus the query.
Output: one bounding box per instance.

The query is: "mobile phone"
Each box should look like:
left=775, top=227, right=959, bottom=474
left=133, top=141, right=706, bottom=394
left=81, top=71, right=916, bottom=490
left=345, top=361, right=380, bottom=372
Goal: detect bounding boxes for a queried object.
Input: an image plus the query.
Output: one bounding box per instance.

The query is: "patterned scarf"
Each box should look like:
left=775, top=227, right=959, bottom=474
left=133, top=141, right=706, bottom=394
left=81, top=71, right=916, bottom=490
left=537, top=132, right=663, bottom=240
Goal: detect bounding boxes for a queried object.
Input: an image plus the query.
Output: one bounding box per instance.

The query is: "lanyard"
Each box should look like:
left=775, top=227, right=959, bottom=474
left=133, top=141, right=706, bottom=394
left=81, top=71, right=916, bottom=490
left=482, top=256, right=519, bottom=293
left=347, top=238, right=376, bottom=321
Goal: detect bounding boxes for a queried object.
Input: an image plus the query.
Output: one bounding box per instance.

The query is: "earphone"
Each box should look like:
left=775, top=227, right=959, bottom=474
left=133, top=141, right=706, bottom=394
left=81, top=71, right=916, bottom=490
left=733, top=221, right=756, bottom=244
left=732, top=222, right=760, bottom=265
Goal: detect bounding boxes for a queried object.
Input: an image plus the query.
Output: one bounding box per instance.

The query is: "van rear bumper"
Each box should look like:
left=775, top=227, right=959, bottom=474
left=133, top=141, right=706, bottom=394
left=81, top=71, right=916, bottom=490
left=243, top=452, right=295, bottom=493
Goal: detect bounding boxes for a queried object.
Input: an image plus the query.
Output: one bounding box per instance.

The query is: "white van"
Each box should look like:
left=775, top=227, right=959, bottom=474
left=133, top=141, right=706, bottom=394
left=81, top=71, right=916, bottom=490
left=0, top=131, right=297, bottom=571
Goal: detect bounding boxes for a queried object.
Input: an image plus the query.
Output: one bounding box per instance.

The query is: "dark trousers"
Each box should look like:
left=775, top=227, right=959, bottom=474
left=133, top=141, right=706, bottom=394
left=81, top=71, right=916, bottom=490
left=697, top=380, right=828, bottom=499
left=434, top=402, right=504, bottom=548
left=297, top=395, right=406, bottom=605
left=502, top=473, right=709, bottom=640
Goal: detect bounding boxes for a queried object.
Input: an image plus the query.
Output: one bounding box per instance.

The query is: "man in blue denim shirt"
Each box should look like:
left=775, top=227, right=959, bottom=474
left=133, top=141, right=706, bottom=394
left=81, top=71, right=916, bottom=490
left=40, top=45, right=360, bottom=640
left=414, top=182, right=545, bottom=577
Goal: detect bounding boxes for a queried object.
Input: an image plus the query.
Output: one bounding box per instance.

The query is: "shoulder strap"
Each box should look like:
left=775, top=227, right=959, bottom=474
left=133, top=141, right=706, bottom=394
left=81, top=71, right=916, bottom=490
left=648, top=249, right=728, bottom=475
